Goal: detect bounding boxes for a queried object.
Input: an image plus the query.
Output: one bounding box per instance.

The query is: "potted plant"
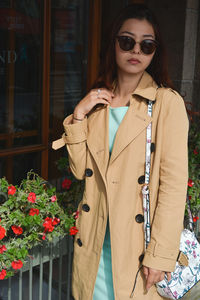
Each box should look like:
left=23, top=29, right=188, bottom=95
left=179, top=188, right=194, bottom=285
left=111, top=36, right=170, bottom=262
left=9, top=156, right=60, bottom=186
left=0, top=171, right=77, bottom=280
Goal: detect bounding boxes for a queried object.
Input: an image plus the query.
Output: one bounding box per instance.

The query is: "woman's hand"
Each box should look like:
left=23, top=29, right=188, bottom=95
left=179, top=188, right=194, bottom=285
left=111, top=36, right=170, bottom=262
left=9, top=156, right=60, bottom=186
left=73, top=88, right=114, bottom=122
left=143, top=266, right=171, bottom=292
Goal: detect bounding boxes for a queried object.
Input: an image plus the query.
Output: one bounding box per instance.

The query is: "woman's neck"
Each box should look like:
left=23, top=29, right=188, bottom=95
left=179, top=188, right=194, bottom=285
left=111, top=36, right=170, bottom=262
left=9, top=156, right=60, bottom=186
left=115, top=71, right=144, bottom=98
left=111, top=71, right=144, bottom=107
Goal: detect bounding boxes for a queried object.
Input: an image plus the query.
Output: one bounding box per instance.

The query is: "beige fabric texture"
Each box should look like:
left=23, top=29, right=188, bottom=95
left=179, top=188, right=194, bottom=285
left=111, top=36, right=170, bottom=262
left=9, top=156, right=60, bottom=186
left=61, top=72, right=189, bottom=300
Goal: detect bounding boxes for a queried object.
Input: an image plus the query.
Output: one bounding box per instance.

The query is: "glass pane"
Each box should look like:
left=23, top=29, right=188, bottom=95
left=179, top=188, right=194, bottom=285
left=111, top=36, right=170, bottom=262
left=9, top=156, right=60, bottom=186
left=0, top=152, right=41, bottom=185
left=0, top=0, right=43, bottom=149
left=49, top=0, right=89, bottom=180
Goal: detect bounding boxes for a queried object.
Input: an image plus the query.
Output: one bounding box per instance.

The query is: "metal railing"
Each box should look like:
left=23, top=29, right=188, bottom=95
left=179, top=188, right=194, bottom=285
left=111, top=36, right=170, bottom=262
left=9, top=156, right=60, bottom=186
left=0, top=236, right=74, bottom=300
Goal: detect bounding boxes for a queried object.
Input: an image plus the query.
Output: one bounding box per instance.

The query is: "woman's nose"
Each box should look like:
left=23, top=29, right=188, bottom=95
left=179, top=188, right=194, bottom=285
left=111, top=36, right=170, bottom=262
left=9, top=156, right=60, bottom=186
left=131, top=42, right=140, bottom=54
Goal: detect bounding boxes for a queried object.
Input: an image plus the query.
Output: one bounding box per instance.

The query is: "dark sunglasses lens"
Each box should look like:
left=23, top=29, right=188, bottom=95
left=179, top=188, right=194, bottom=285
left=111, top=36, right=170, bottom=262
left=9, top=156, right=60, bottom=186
left=141, top=40, right=157, bottom=54
left=118, top=36, right=135, bottom=51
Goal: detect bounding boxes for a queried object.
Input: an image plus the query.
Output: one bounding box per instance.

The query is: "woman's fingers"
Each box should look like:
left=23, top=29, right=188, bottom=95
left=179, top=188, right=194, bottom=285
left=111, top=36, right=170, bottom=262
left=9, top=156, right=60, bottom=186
left=166, top=272, right=171, bottom=282
left=74, top=88, right=114, bottom=117
left=143, top=266, right=149, bottom=280
left=143, top=267, right=165, bottom=292
left=92, top=89, right=114, bottom=103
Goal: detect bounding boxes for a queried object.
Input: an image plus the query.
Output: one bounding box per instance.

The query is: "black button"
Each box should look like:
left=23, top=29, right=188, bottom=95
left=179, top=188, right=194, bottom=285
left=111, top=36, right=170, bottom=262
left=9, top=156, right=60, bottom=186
left=85, top=168, right=93, bottom=177
left=139, top=254, right=144, bottom=263
left=151, top=143, right=155, bottom=153
left=77, top=238, right=83, bottom=247
left=82, top=204, right=90, bottom=212
left=138, top=175, right=145, bottom=184
left=135, top=214, right=144, bottom=223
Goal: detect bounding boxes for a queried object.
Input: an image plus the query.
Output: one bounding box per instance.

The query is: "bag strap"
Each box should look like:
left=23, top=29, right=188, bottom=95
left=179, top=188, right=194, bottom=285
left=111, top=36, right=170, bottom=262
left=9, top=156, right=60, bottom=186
left=142, top=100, right=153, bottom=250
left=142, top=101, right=194, bottom=251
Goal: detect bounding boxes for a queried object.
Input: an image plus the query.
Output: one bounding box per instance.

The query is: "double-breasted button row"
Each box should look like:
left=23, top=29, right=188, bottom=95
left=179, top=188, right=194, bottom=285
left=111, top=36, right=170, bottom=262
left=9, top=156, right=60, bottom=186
left=138, top=175, right=145, bottom=184
left=139, top=253, right=144, bottom=263
left=135, top=214, right=144, bottom=223
left=82, top=203, right=90, bottom=212
left=85, top=168, right=93, bottom=177
left=77, top=238, right=83, bottom=247
left=151, top=142, right=155, bottom=153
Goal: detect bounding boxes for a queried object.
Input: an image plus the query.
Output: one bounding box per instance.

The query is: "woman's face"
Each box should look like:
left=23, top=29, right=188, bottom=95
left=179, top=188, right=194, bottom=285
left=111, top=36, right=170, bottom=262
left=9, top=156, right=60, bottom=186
left=115, top=18, right=156, bottom=77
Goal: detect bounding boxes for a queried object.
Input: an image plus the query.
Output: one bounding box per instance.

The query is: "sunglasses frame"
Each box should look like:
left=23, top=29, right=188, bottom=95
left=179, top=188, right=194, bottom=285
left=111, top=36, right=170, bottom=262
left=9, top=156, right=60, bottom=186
left=116, top=35, right=158, bottom=55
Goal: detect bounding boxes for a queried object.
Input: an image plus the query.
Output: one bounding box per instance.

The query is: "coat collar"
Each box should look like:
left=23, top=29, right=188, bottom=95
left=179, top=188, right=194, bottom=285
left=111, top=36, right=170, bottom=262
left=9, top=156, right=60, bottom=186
left=130, top=71, right=158, bottom=103
left=87, top=72, right=158, bottom=180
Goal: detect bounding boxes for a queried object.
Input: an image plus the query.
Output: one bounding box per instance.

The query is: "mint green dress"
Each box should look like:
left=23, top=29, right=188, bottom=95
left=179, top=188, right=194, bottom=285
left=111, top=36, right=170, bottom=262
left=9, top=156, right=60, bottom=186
left=93, top=106, right=128, bottom=300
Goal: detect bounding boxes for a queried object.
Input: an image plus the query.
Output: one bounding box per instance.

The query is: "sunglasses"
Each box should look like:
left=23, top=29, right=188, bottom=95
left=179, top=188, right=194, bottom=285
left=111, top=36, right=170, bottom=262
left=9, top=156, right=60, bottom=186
left=116, top=35, right=158, bottom=55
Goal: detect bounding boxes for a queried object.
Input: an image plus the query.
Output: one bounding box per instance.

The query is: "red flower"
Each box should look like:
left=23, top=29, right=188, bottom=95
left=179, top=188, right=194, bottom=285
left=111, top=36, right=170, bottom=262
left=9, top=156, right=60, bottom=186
left=188, top=179, right=194, bottom=187
left=11, top=260, right=23, bottom=270
left=11, top=225, right=23, bottom=235
left=69, top=226, right=78, bottom=236
left=0, top=226, right=6, bottom=240
left=42, top=234, right=46, bottom=240
left=52, top=217, right=60, bottom=226
left=0, top=245, right=7, bottom=254
left=193, top=216, right=199, bottom=223
left=8, top=185, right=16, bottom=196
left=29, top=208, right=39, bottom=216
left=62, top=178, right=72, bottom=190
left=43, top=217, right=54, bottom=232
left=0, top=269, right=7, bottom=280
left=27, top=192, right=36, bottom=203
left=193, top=149, right=198, bottom=155
left=188, top=195, right=192, bottom=200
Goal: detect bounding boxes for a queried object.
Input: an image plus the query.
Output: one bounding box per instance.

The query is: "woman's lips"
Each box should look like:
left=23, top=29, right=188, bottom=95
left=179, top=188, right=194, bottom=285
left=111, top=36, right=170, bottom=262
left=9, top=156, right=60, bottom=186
left=128, top=58, right=141, bottom=64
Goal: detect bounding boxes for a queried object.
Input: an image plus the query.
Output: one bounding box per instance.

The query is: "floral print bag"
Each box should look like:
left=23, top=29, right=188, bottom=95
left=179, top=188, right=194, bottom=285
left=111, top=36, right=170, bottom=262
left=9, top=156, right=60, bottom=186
left=143, top=101, right=200, bottom=300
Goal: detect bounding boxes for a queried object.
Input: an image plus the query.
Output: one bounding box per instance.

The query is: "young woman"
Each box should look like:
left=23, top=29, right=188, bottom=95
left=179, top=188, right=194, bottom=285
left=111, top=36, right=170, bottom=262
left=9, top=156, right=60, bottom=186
left=53, top=4, right=188, bottom=300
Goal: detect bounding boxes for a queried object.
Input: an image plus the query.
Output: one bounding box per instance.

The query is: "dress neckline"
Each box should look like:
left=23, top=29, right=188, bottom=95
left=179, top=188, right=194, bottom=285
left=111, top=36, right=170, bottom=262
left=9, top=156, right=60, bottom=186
left=109, top=106, right=128, bottom=109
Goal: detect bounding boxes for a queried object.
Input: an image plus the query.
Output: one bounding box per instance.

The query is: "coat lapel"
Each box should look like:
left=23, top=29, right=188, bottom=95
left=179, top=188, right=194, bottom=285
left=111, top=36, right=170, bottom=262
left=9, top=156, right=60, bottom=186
left=109, top=105, right=152, bottom=165
left=86, top=71, right=158, bottom=178
left=109, top=71, right=158, bottom=165
left=87, top=106, right=110, bottom=183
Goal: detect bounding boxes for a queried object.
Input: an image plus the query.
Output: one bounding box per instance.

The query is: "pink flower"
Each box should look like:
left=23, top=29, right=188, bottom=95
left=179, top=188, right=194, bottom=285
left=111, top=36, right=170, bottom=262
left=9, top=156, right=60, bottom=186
left=186, top=240, right=191, bottom=246
left=74, top=210, right=79, bottom=219
left=27, top=192, right=36, bottom=203
left=193, top=250, right=197, bottom=258
left=188, top=179, right=194, bottom=187
left=51, top=195, right=57, bottom=202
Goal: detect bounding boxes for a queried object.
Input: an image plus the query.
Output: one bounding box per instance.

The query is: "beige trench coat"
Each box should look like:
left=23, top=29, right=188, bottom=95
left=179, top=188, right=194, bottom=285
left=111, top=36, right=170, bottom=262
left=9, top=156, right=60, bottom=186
left=53, top=71, right=188, bottom=300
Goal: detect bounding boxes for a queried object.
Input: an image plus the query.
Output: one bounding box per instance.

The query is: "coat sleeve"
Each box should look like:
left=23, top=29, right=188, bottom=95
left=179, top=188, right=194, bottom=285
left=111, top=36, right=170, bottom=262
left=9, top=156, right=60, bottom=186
left=62, top=114, right=88, bottom=180
left=142, top=89, right=189, bottom=272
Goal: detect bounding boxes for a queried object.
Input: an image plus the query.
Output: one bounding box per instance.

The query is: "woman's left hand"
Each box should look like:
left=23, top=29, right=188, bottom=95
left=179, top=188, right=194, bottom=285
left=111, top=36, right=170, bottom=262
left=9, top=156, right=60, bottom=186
left=143, top=266, right=171, bottom=292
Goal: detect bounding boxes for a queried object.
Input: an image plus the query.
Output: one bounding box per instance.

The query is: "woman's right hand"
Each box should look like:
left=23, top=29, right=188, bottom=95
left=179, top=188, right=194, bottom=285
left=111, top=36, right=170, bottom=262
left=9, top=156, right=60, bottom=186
left=73, top=88, right=114, bottom=122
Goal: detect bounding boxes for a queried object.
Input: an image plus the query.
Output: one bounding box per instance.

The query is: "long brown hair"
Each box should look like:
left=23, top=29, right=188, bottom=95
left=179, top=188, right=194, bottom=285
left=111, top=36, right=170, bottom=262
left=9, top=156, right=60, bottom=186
left=92, top=4, right=174, bottom=90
